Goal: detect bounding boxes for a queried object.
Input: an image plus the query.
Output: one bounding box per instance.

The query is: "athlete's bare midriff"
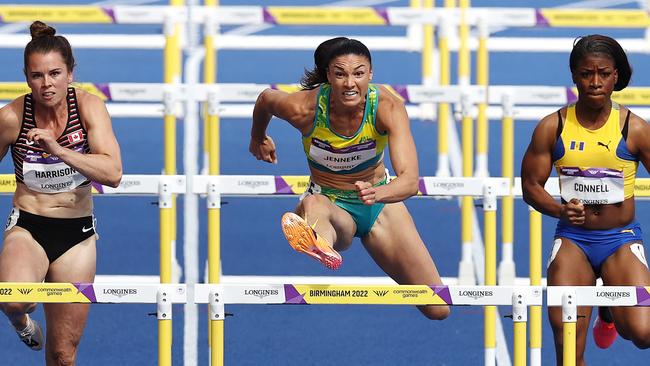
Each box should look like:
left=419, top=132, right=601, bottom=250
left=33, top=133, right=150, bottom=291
left=309, top=162, right=386, bottom=190
left=12, top=182, right=93, bottom=218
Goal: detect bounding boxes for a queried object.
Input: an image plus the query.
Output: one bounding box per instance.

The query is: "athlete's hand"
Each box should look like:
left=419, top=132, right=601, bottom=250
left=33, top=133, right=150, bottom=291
left=355, top=181, right=376, bottom=205
left=26, top=128, right=62, bottom=155
left=249, top=135, right=277, bottom=164
left=561, top=198, right=585, bottom=225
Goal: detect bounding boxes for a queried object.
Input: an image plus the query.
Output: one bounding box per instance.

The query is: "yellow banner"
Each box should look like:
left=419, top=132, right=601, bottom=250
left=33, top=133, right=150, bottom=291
left=568, top=87, right=650, bottom=106
left=612, top=88, right=650, bottom=106
left=0, top=6, right=113, bottom=23
left=274, top=84, right=302, bottom=94
left=635, top=178, right=650, bottom=197
left=540, top=9, right=650, bottom=28
left=267, top=7, right=386, bottom=25
left=0, top=283, right=92, bottom=303
left=0, top=174, right=16, bottom=193
left=0, top=83, right=30, bottom=101
left=291, top=284, right=448, bottom=305
left=73, top=83, right=109, bottom=100
left=0, top=83, right=108, bottom=101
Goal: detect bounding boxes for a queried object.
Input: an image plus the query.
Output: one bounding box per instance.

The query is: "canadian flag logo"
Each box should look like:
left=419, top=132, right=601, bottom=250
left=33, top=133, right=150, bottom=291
left=68, top=131, right=83, bottom=144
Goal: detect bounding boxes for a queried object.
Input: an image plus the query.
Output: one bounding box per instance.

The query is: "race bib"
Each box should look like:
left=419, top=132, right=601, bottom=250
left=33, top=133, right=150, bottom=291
left=22, top=150, right=87, bottom=193
left=309, top=138, right=377, bottom=172
left=559, top=166, right=624, bottom=204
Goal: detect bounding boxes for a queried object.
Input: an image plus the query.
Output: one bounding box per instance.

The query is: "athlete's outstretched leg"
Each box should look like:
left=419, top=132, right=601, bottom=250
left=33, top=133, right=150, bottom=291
left=362, top=202, right=449, bottom=320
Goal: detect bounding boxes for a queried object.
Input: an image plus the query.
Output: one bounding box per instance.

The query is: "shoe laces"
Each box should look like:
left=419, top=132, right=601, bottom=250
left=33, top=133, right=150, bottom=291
left=17, top=317, right=35, bottom=338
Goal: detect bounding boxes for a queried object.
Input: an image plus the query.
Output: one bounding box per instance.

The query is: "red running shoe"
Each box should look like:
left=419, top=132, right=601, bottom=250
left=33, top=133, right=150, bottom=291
left=281, top=212, right=342, bottom=270
left=593, top=314, right=618, bottom=349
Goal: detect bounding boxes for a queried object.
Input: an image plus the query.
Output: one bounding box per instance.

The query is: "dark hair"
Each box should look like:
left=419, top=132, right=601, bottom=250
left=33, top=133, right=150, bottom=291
left=23, top=21, right=76, bottom=76
left=300, top=37, right=372, bottom=90
left=569, top=34, right=631, bottom=91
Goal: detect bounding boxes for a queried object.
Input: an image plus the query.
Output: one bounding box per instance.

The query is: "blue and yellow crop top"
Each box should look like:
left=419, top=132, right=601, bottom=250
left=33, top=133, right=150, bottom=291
left=302, top=84, right=388, bottom=174
left=11, top=87, right=91, bottom=193
left=552, top=103, right=638, bottom=204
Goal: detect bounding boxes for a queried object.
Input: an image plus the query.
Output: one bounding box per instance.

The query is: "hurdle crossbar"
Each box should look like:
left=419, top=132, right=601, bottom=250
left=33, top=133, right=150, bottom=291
left=547, top=286, right=650, bottom=366
left=0, top=282, right=186, bottom=303
left=1, top=82, right=647, bottom=106
left=195, top=284, right=542, bottom=306
left=1, top=6, right=648, bottom=28
left=547, top=286, right=650, bottom=307
left=3, top=174, right=650, bottom=199
left=4, top=83, right=650, bottom=121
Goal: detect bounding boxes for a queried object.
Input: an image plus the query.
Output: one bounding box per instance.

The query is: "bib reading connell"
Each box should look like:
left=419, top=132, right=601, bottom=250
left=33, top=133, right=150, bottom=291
left=553, top=103, right=638, bottom=205
left=302, top=84, right=387, bottom=174
left=11, top=88, right=91, bottom=193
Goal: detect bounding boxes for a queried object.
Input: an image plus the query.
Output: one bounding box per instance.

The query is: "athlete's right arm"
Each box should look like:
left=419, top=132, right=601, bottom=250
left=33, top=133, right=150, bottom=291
left=0, top=99, right=22, bottom=161
left=521, top=111, right=585, bottom=223
left=250, top=88, right=314, bottom=163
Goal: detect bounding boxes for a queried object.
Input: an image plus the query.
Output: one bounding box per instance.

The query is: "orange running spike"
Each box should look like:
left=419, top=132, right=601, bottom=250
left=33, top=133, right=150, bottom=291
left=281, top=212, right=342, bottom=270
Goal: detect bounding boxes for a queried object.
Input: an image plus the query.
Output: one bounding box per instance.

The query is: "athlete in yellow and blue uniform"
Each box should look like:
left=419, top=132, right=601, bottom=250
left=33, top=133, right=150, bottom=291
left=552, top=102, right=642, bottom=273
left=522, top=35, right=650, bottom=364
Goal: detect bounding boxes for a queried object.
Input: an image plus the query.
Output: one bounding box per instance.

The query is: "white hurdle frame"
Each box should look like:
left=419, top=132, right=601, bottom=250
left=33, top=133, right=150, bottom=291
left=196, top=283, right=542, bottom=366
left=547, top=286, right=650, bottom=366
left=0, top=282, right=186, bottom=304
left=0, top=282, right=186, bottom=365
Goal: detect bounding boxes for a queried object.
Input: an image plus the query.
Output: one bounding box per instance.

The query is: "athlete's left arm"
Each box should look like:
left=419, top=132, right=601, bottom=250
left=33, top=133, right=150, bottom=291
left=361, top=86, right=419, bottom=204
left=58, top=91, right=122, bottom=187
left=627, top=112, right=650, bottom=173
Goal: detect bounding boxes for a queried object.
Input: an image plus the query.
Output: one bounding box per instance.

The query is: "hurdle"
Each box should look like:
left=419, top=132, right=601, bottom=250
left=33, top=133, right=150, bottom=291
left=195, top=284, right=542, bottom=366
left=547, top=286, right=650, bottom=366
left=189, top=174, right=510, bottom=366
left=2, top=80, right=650, bottom=366
left=1, top=4, right=648, bottom=364
left=88, top=173, right=514, bottom=365
left=0, top=5, right=649, bottom=53
left=0, top=282, right=186, bottom=366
